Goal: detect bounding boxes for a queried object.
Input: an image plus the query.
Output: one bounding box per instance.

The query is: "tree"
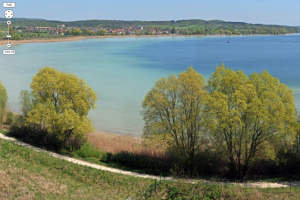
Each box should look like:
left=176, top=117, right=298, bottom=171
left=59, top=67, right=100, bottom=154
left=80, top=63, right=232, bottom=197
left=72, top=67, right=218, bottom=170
left=25, top=67, right=97, bottom=149
left=19, top=90, right=33, bottom=117
left=172, top=27, right=175, bottom=34
left=71, top=28, right=82, bottom=36
left=135, top=30, right=142, bottom=35
left=205, top=64, right=296, bottom=178
left=0, top=81, right=8, bottom=126
left=82, top=29, right=94, bottom=36
left=294, top=112, right=300, bottom=153
left=11, top=33, right=22, bottom=40
left=9, top=27, right=14, bottom=35
left=142, top=67, right=207, bottom=171
left=65, top=30, right=72, bottom=35
left=99, top=29, right=107, bottom=36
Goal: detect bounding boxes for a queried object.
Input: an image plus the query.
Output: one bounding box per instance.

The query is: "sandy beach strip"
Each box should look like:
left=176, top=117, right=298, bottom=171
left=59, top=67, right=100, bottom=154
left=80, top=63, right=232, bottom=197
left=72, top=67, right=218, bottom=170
left=0, top=36, right=99, bottom=46
left=0, top=33, right=288, bottom=47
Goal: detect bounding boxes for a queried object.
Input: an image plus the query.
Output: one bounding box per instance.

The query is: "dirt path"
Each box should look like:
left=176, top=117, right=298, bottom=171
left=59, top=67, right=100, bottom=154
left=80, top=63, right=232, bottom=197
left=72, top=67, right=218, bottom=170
left=0, top=133, right=299, bottom=188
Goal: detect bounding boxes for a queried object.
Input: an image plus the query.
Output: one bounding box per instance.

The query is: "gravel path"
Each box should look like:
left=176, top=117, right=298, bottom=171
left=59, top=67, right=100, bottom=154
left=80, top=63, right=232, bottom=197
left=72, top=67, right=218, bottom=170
left=1, top=133, right=299, bottom=188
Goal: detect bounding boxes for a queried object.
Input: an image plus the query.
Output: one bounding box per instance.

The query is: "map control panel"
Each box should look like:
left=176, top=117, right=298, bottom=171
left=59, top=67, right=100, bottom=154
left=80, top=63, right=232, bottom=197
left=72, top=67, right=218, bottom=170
left=3, top=2, right=16, bottom=55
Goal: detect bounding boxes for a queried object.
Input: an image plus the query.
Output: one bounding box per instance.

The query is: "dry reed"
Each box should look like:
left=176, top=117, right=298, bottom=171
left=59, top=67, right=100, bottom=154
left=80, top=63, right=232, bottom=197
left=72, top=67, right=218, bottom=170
left=86, top=131, right=167, bottom=159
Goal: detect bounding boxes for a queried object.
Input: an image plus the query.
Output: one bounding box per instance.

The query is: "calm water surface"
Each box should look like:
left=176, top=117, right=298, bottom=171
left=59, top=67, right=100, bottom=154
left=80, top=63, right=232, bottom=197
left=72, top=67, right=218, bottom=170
left=1, top=35, right=300, bottom=135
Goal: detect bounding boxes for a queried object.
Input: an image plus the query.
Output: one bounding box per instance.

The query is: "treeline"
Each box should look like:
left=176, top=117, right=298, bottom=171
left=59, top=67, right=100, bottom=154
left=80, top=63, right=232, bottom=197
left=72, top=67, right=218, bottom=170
left=0, top=18, right=299, bottom=38
left=0, top=18, right=62, bottom=27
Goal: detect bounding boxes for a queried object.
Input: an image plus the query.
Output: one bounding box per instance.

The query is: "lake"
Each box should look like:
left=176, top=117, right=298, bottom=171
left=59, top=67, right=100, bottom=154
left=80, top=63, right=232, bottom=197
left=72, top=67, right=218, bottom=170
left=1, top=35, right=300, bottom=136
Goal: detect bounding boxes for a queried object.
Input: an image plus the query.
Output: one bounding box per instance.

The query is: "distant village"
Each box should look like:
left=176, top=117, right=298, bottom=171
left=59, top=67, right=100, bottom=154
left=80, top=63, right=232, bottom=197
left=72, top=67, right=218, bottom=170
left=4, top=21, right=295, bottom=40
left=16, top=24, right=177, bottom=36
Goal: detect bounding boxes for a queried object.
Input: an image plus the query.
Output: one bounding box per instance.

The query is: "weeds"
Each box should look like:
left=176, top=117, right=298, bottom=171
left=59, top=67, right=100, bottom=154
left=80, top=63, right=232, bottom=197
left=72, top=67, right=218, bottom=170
left=72, top=143, right=102, bottom=159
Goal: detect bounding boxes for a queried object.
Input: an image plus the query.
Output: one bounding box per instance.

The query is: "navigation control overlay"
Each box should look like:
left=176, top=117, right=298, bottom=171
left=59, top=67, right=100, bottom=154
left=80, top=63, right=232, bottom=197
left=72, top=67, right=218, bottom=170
left=3, top=2, right=16, bottom=55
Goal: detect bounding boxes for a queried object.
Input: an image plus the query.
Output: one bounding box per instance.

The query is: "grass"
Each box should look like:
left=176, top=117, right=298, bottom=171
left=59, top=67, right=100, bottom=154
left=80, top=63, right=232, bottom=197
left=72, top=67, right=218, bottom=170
left=0, top=129, right=8, bottom=135
left=246, top=176, right=300, bottom=183
left=1, top=128, right=168, bottom=175
left=0, top=137, right=153, bottom=199
left=149, top=182, right=300, bottom=200
left=0, top=135, right=300, bottom=199
left=3, top=128, right=300, bottom=180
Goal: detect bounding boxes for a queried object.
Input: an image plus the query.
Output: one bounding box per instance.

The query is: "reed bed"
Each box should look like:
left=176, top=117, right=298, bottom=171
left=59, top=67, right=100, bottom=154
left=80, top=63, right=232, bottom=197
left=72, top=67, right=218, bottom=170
left=86, top=131, right=167, bottom=159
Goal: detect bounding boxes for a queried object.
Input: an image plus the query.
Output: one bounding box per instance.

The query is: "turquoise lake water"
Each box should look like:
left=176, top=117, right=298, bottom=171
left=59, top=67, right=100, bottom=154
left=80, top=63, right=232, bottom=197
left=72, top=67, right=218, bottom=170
left=1, top=35, right=300, bottom=136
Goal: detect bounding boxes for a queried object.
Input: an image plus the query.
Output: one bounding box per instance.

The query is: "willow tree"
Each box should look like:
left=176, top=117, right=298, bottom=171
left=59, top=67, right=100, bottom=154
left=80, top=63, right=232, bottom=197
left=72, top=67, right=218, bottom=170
left=19, top=90, right=33, bottom=117
left=0, top=81, right=8, bottom=126
left=205, top=64, right=296, bottom=178
left=26, top=67, right=97, bottom=149
left=142, top=67, right=207, bottom=170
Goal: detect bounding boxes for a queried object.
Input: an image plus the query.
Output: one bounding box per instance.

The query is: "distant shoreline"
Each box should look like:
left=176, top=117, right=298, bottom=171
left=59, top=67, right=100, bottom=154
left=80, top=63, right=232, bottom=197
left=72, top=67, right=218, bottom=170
left=0, top=33, right=295, bottom=47
left=0, top=35, right=198, bottom=46
left=0, top=35, right=206, bottom=46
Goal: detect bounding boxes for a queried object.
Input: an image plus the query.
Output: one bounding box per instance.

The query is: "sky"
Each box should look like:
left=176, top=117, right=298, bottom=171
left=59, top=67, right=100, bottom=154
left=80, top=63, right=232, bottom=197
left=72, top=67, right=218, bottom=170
left=5, top=0, right=300, bottom=26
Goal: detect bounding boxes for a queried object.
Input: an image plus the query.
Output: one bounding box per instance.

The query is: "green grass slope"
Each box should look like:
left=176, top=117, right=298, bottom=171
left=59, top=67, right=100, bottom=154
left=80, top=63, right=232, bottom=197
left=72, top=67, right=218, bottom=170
left=1, top=138, right=300, bottom=199
left=0, top=138, right=153, bottom=199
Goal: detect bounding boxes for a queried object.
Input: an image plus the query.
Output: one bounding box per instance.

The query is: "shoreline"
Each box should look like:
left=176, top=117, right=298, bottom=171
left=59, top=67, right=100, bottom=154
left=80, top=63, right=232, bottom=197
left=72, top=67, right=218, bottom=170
left=94, top=129, right=142, bottom=138
left=0, top=35, right=205, bottom=46
left=7, top=108, right=139, bottom=137
left=0, top=33, right=296, bottom=47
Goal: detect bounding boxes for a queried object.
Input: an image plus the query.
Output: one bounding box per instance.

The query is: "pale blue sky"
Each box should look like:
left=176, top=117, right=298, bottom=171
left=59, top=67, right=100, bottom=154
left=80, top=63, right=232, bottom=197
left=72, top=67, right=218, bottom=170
left=6, top=0, right=300, bottom=26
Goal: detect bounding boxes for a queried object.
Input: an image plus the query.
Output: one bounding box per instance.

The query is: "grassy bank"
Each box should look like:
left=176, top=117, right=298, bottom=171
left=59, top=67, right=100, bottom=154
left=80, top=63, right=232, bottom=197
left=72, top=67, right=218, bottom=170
left=0, top=137, right=154, bottom=199
left=1, top=136, right=300, bottom=199
left=4, top=123, right=300, bottom=180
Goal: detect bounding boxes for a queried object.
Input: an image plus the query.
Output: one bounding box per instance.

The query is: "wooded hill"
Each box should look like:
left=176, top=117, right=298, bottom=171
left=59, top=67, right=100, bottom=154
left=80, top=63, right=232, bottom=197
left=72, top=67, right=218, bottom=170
left=1, top=18, right=300, bottom=35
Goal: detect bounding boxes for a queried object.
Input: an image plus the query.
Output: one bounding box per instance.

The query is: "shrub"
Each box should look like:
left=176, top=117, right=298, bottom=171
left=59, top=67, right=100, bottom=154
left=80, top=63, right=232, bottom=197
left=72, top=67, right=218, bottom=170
left=0, top=81, right=7, bottom=126
left=8, top=121, right=86, bottom=152
left=11, top=33, right=22, bottom=40
left=64, top=132, right=87, bottom=151
left=101, top=152, right=112, bottom=163
left=109, top=151, right=162, bottom=174
left=73, top=143, right=101, bottom=159
left=9, top=123, right=49, bottom=147
left=5, top=111, right=15, bottom=125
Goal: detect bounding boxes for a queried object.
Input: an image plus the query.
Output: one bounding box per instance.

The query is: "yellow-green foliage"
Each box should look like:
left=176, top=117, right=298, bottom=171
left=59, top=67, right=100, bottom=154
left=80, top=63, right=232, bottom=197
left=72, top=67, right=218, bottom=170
left=71, top=28, right=82, bottom=35
left=205, top=64, right=296, bottom=177
left=19, top=90, right=33, bottom=117
left=26, top=67, right=97, bottom=144
left=142, top=66, right=207, bottom=168
left=0, top=81, right=7, bottom=126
